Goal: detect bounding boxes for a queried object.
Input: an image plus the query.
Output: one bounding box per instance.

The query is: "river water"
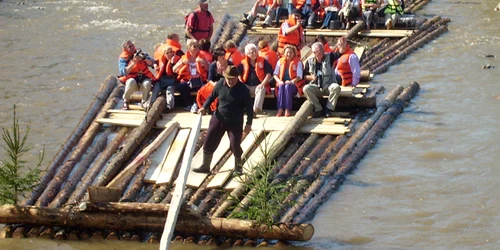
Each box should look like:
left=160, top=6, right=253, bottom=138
left=0, top=0, right=499, bottom=249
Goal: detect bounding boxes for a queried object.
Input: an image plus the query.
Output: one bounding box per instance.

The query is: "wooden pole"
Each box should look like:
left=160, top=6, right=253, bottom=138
left=346, top=20, right=365, bottom=40
left=212, top=101, right=313, bottom=218
left=65, top=127, right=129, bottom=206
left=160, top=113, right=201, bottom=249
left=35, top=85, right=122, bottom=207
left=94, top=96, right=166, bottom=187
left=78, top=202, right=198, bottom=216
left=0, top=205, right=314, bottom=241
left=23, top=76, right=117, bottom=206
left=48, top=129, right=111, bottom=208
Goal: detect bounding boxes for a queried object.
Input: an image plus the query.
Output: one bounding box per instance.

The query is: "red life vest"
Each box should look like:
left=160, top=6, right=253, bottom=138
left=176, top=52, right=208, bottom=82
left=225, top=47, right=244, bottom=66
left=336, top=48, right=354, bottom=86
left=241, top=56, right=271, bottom=94
left=155, top=54, right=180, bottom=79
left=118, top=51, right=156, bottom=83
left=277, top=57, right=306, bottom=96
left=165, top=38, right=183, bottom=54
left=278, top=16, right=303, bottom=54
left=259, top=46, right=278, bottom=70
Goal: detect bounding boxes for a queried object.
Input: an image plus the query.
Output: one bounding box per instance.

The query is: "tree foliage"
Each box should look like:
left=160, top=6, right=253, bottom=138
left=0, top=105, right=44, bottom=205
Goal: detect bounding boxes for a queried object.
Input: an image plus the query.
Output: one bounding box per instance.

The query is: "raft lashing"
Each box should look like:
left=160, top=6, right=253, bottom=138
left=0, top=0, right=448, bottom=247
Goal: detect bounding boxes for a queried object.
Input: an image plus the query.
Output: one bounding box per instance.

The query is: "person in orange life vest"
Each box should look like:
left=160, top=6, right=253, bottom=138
left=294, top=0, right=322, bottom=28
left=196, top=48, right=232, bottom=114
left=224, top=40, right=244, bottom=67
left=258, top=40, right=278, bottom=71
left=185, top=0, right=215, bottom=41
left=334, top=37, right=360, bottom=87
left=198, top=38, right=213, bottom=63
left=319, top=0, right=342, bottom=29
left=151, top=45, right=180, bottom=112
left=273, top=45, right=304, bottom=117
left=153, top=33, right=185, bottom=62
left=240, top=0, right=274, bottom=27
left=118, top=40, right=156, bottom=110
left=361, top=0, right=381, bottom=30
left=237, top=43, right=273, bottom=114
left=339, top=0, right=361, bottom=30
left=277, top=9, right=304, bottom=55
left=173, top=39, right=209, bottom=113
left=303, top=38, right=346, bottom=118
left=315, top=35, right=334, bottom=53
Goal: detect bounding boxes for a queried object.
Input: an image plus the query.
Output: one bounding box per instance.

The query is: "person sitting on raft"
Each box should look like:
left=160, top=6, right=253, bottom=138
left=273, top=45, right=304, bottom=117
left=151, top=45, right=180, bottom=112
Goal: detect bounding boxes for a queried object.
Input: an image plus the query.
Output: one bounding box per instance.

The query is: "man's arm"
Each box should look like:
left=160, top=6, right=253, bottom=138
left=118, top=58, right=128, bottom=76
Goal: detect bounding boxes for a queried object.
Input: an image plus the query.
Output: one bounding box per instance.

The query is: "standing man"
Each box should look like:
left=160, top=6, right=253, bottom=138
left=193, top=66, right=254, bottom=175
left=302, top=38, right=346, bottom=118
left=118, top=40, right=156, bottom=110
left=185, top=0, right=215, bottom=41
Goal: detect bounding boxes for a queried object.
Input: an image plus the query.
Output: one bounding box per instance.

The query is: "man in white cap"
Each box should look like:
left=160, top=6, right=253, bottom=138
left=194, top=65, right=253, bottom=175
left=185, top=0, right=215, bottom=41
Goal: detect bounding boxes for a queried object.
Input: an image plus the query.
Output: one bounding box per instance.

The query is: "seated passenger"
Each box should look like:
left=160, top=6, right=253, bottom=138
left=303, top=39, right=346, bottom=118
left=224, top=40, right=245, bottom=66
left=335, top=37, right=361, bottom=87
left=173, top=39, right=209, bottom=113
left=198, top=38, right=213, bottom=63
left=273, top=45, right=304, bottom=117
left=196, top=48, right=232, bottom=114
left=240, top=0, right=274, bottom=27
left=339, top=0, right=361, bottom=30
left=319, top=0, right=342, bottom=29
left=152, top=45, right=180, bottom=111
left=153, top=33, right=184, bottom=62
left=382, top=0, right=403, bottom=30
left=277, top=9, right=304, bottom=55
left=315, top=35, right=334, bottom=53
left=361, top=0, right=381, bottom=30
left=294, top=0, right=322, bottom=28
left=238, top=43, right=273, bottom=114
left=118, top=40, right=156, bottom=110
left=258, top=39, right=278, bottom=71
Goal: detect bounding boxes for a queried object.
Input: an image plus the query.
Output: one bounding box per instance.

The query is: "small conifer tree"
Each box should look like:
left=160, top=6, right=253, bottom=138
left=0, top=105, right=44, bottom=205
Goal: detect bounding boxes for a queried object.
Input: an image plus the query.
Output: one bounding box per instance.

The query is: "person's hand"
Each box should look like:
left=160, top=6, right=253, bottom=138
left=198, top=107, right=207, bottom=115
left=277, top=80, right=285, bottom=86
left=182, top=58, right=189, bottom=64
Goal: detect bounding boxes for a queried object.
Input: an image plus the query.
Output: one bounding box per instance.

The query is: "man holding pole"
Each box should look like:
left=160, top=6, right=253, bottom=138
left=193, top=66, right=254, bottom=175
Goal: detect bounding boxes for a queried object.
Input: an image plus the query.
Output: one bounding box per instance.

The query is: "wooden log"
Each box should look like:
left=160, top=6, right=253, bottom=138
left=294, top=82, right=420, bottom=224
left=346, top=20, right=365, bottom=40
left=210, top=14, right=231, bottom=47
left=12, top=226, right=26, bottom=238
left=0, top=225, right=12, bottom=238
left=90, top=231, right=105, bottom=240
left=68, top=229, right=80, bottom=240
left=35, top=85, right=123, bottom=207
left=23, top=76, right=117, bottom=206
left=160, top=113, right=202, bottom=249
left=49, top=129, right=111, bottom=208
left=94, top=96, right=166, bottom=187
left=106, top=231, right=120, bottom=240
left=65, top=127, right=129, bottom=206
left=212, top=101, right=313, bottom=217
left=40, top=227, right=55, bottom=239
left=120, top=163, right=149, bottom=202
left=106, top=122, right=179, bottom=188
left=54, top=229, right=66, bottom=240
left=0, top=205, right=314, bottom=241
left=281, top=85, right=405, bottom=223
left=27, top=227, right=41, bottom=238
left=78, top=201, right=199, bottom=216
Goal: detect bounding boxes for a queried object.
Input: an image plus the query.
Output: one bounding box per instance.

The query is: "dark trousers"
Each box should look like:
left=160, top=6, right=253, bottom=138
left=151, top=76, right=175, bottom=108
left=203, top=115, right=243, bottom=159
left=322, top=11, right=339, bottom=28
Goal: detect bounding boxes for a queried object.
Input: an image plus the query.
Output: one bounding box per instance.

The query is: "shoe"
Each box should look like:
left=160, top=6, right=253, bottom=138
left=311, top=110, right=324, bottom=118
left=306, top=25, right=315, bottom=29
left=320, top=26, right=327, bottom=29
left=243, top=13, right=248, bottom=19
left=386, top=20, right=393, bottom=30
left=121, top=102, right=129, bottom=110
left=325, top=109, right=335, bottom=118
left=240, top=18, right=250, bottom=26
left=140, top=101, right=149, bottom=109
left=261, top=23, right=269, bottom=28
left=284, top=111, right=291, bottom=117
left=276, top=109, right=284, bottom=117
left=184, top=105, right=191, bottom=111
left=254, top=108, right=262, bottom=114
left=192, top=153, right=213, bottom=174
left=190, top=103, right=199, bottom=113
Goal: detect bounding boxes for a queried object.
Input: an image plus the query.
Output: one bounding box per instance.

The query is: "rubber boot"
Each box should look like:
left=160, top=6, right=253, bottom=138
left=192, top=153, right=213, bottom=173
left=234, top=157, right=243, bottom=176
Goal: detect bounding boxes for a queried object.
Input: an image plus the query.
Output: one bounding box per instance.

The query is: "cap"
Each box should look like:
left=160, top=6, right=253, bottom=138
left=198, top=0, right=208, bottom=4
left=223, top=65, right=239, bottom=79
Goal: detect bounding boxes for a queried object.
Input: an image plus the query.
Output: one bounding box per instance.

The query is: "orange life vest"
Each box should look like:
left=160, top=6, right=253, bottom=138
left=278, top=16, right=303, bottom=54
left=118, top=51, right=156, bottom=83
left=240, top=56, right=271, bottom=94
left=336, top=47, right=354, bottom=86
left=165, top=39, right=183, bottom=54
left=277, top=57, right=306, bottom=96
left=259, top=46, right=278, bottom=70
left=225, top=47, right=244, bottom=66
left=155, top=54, right=180, bottom=79
left=296, top=0, right=318, bottom=10
left=176, top=52, right=208, bottom=82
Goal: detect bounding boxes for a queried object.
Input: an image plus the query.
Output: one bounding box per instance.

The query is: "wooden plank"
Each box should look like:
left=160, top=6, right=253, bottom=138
left=143, top=127, right=179, bottom=183
left=155, top=129, right=191, bottom=185
left=185, top=134, right=230, bottom=189
left=106, top=123, right=179, bottom=188
left=207, top=130, right=263, bottom=189
left=87, top=187, right=122, bottom=203
left=160, top=114, right=201, bottom=249
left=224, top=131, right=282, bottom=191
left=248, top=27, right=413, bottom=37
left=353, top=46, right=365, bottom=58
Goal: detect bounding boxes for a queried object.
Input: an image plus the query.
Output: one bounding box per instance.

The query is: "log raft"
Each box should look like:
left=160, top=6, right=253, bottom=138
left=1, top=0, right=447, bottom=246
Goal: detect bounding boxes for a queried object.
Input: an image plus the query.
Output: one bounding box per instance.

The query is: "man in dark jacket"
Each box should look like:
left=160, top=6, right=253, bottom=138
left=193, top=66, right=253, bottom=175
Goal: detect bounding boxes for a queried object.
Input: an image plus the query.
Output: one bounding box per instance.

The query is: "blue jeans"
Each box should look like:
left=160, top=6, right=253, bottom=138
left=322, top=11, right=339, bottom=28
left=151, top=75, right=175, bottom=109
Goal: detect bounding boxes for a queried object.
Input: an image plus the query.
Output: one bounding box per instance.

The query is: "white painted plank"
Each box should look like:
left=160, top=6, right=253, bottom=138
left=155, top=129, right=191, bottom=185
left=143, top=127, right=179, bottom=183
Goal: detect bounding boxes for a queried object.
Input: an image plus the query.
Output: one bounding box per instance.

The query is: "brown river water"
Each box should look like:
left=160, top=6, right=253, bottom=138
left=1, top=0, right=500, bottom=249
